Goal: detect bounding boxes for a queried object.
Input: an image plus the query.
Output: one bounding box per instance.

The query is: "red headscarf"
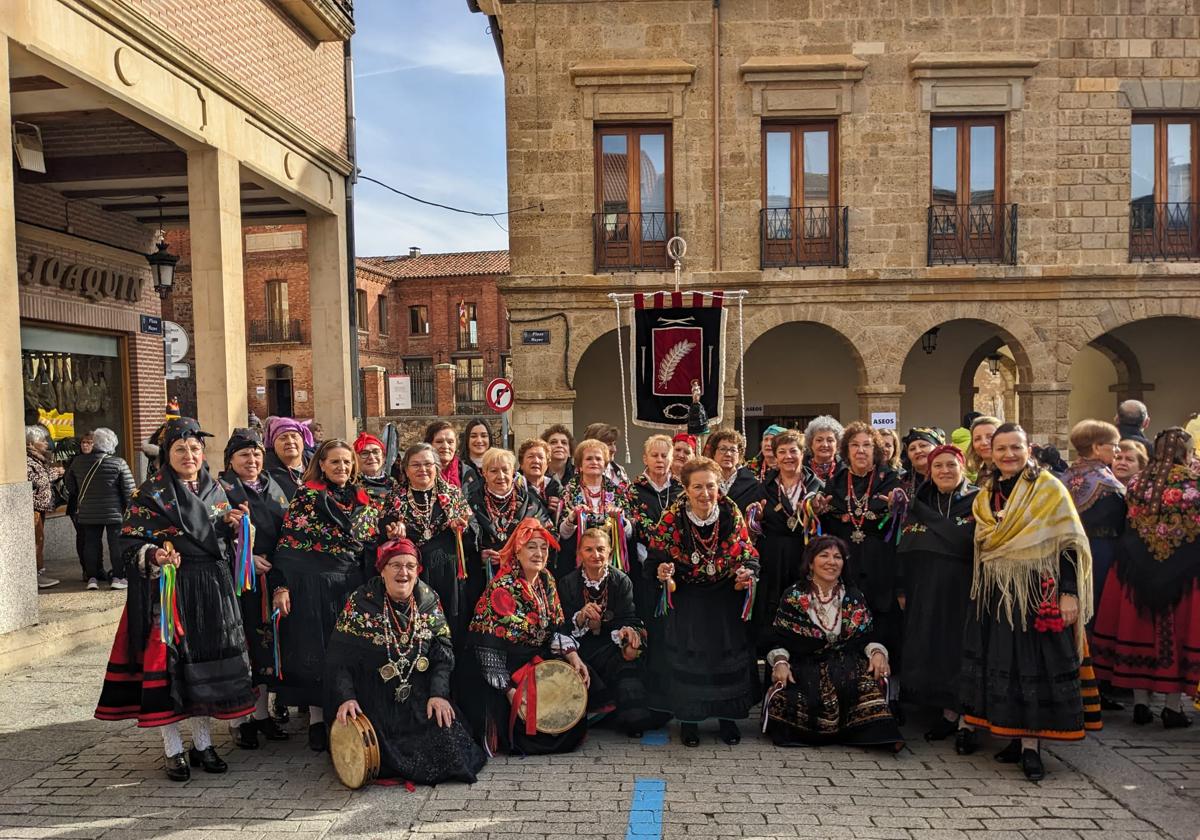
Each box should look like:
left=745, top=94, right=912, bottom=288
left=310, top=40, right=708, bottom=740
left=375, top=538, right=421, bottom=574
left=496, top=517, right=560, bottom=577
left=354, top=432, right=385, bottom=454
left=672, top=433, right=698, bottom=452
left=926, top=444, right=965, bottom=467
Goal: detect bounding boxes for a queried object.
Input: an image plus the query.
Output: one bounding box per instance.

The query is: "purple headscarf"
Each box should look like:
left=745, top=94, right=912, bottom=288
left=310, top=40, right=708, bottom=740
left=265, top=416, right=314, bottom=449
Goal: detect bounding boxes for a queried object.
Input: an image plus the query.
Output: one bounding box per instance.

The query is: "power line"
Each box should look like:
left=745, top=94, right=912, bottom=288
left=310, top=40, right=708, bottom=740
left=358, top=174, right=540, bottom=218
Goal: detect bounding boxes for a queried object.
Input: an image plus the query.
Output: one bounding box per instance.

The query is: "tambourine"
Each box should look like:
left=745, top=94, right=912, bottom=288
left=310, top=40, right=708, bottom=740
left=516, top=659, right=587, bottom=735
left=330, top=713, right=380, bottom=790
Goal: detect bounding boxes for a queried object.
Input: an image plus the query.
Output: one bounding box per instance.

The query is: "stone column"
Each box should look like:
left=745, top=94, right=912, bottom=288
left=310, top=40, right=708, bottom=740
left=187, top=148, right=247, bottom=444
left=361, top=365, right=386, bottom=418
left=0, top=39, right=39, bottom=633
left=856, top=385, right=905, bottom=424
left=434, top=363, right=457, bottom=417
left=308, top=211, right=353, bottom=439
left=1016, top=383, right=1072, bottom=448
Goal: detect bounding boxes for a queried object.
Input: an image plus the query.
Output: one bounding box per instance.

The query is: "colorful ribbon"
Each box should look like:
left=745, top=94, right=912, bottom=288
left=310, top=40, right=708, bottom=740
left=801, top=497, right=823, bottom=545
left=271, top=607, right=284, bottom=680
left=655, top=578, right=675, bottom=617
left=608, top=511, right=629, bottom=572
left=740, top=577, right=756, bottom=622
left=234, top=515, right=255, bottom=595
left=158, top=562, right=184, bottom=644
left=454, top=527, right=467, bottom=580
left=880, top=492, right=909, bottom=545
left=508, top=655, right=544, bottom=741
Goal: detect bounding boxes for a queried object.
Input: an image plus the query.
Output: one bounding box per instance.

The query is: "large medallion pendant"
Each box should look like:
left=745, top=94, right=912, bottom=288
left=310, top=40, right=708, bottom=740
left=414, top=655, right=429, bottom=673
left=851, top=528, right=866, bottom=544
left=690, top=550, right=701, bottom=566
left=786, top=515, right=799, bottom=531
left=705, top=561, right=717, bottom=576
left=378, top=661, right=400, bottom=682
left=395, top=682, right=412, bottom=703
left=423, top=528, right=432, bottom=541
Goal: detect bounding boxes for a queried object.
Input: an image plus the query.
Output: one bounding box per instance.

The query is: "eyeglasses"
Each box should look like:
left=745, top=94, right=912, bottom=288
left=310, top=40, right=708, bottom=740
left=383, top=561, right=419, bottom=573
left=408, top=462, right=438, bottom=471
left=716, top=446, right=740, bottom=455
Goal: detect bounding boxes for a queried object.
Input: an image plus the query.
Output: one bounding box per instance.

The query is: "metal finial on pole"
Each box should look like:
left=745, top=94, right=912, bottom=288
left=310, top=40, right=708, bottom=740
left=667, top=236, right=687, bottom=293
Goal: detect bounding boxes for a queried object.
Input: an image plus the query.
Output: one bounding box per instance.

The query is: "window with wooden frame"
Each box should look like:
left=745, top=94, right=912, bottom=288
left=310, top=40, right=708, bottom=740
left=593, top=124, right=675, bottom=271
left=409, top=305, right=429, bottom=336
left=355, top=289, right=368, bottom=332
left=457, top=302, right=478, bottom=350
left=1130, top=115, right=1200, bottom=261
left=928, top=115, right=1016, bottom=264
left=761, top=122, right=845, bottom=267
left=377, top=297, right=388, bottom=334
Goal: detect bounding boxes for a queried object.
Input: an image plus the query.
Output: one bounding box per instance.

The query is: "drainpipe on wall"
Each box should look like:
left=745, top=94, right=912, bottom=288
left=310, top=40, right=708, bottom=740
left=712, top=0, right=721, bottom=272
left=344, top=36, right=362, bottom=425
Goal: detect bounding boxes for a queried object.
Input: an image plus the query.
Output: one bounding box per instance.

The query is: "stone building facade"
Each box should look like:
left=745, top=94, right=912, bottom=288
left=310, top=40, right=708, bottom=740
left=473, top=0, right=1200, bottom=458
left=1, top=0, right=354, bottom=634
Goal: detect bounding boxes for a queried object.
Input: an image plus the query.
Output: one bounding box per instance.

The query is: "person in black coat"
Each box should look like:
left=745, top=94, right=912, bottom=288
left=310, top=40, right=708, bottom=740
left=218, top=429, right=291, bottom=749
left=706, top=429, right=763, bottom=513
left=66, top=426, right=136, bottom=589
left=897, top=444, right=978, bottom=742
left=558, top=528, right=650, bottom=737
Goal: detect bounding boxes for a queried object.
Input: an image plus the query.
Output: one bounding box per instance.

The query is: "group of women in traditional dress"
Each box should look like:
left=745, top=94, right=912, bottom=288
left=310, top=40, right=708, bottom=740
left=92, top=408, right=1199, bottom=787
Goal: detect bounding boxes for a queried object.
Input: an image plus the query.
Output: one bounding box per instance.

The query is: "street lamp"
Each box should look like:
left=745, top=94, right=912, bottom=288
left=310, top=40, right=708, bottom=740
left=920, top=327, right=940, bottom=355
left=145, top=196, right=180, bottom=299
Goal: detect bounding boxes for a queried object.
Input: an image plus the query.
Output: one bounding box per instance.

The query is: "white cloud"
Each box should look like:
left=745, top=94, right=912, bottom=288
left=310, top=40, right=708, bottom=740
left=354, top=31, right=501, bottom=78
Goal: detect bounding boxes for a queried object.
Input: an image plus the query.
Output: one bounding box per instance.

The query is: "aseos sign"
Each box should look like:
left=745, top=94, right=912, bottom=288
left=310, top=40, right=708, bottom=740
left=20, top=252, right=145, bottom=303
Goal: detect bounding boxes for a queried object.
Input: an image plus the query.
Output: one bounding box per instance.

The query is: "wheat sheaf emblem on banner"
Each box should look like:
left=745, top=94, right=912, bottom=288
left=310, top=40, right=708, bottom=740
left=657, top=340, right=695, bottom=389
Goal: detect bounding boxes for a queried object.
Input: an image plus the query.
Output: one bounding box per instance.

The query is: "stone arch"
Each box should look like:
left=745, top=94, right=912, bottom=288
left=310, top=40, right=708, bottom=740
left=887, top=306, right=1047, bottom=387
left=732, top=301, right=870, bottom=388
left=1065, top=297, right=1200, bottom=352
left=1088, top=332, right=1148, bottom=402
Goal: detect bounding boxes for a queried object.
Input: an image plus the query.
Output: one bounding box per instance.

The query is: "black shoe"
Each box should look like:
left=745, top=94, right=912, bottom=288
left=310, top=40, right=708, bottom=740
left=1133, top=703, right=1153, bottom=725
left=954, top=728, right=979, bottom=756
left=256, top=717, right=290, bottom=741
left=1100, top=695, right=1125, bottom=712
left=234, top=721, right=259, bottom=750
left=1163, top=707, right=1193, bottom=729
left=994, top=739, right=1022, bottom=763
left=925, top=717, right=958, bottom=742
left=165, top=752, right=190, bottom=782
left=1020, top=748, right=1044, bottom=782
left=626, top=729, right=644, bottom=740
left=718, top=720, right=741, bottom=746
left=188, top=746, right=227, bottom=774
left=308, top=722, right=328, bottom=752
left=273, top=698, right=290, bottom=725
left=680, top=723, right=700, bottom=748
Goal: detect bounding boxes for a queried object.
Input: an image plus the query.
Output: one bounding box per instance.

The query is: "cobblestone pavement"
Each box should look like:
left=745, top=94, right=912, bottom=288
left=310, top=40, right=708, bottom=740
left=1, top=642, right=1199, bottom=840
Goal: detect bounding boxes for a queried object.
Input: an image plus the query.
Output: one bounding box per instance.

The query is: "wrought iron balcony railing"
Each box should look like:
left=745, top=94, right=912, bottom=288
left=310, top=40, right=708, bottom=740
left=1129, top=201, right=1200, bottom=262
left=592, top=212, right=679, bottom=273
left=760, top=206, right=849, bottom=268
left=927, top=203, right=1018, bottom=266
left=249, top=318, right=304, bottom=344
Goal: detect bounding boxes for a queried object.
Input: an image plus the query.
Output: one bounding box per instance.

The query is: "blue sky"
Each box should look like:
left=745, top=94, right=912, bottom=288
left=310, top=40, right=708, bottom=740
left=351, top=1, right=507, bottom=257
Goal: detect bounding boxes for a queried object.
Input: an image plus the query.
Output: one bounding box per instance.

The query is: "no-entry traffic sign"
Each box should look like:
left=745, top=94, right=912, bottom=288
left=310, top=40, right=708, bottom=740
left=485, top=377, right=514, bottom=412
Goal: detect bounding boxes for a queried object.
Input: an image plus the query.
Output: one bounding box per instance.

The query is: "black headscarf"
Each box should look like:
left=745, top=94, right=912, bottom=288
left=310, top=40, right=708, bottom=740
left=161, top=417, right=213, bottom=453
left=224, top=427, right=264, bottom=469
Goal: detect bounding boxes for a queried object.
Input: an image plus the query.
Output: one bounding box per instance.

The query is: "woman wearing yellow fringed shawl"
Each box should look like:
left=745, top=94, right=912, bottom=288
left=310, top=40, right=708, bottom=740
left=957, top=423, right=1101, bottom=782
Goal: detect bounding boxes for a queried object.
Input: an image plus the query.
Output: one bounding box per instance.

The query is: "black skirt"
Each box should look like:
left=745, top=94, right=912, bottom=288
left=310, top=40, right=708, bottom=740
left=275, top=549, right=364, bottom=707
left=649, top=580, right=756, bottom=722
left=960, top=603, right=1088, bottom=740
left=765, top=648, right=903, bottom=749
left=752, top=530, right=806, bottom=653
left=900, top=550, right=972, bottom=710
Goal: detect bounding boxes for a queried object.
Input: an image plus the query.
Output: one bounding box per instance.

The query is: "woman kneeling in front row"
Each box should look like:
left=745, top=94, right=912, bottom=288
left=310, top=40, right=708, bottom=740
left=763, top=535, right=904, bottom=751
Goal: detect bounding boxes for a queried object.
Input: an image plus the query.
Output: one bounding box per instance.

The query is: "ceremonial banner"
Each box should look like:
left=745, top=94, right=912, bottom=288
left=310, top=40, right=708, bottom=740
left=630, top=292, right=726, bottom=429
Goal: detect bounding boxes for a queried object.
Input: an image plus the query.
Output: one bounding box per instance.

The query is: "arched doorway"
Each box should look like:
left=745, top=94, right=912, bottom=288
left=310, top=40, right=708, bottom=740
left=899, top=320, right=1029, bottom=431
left=740, top=322, right=865, bottom=441
left=1068, top=316, right=1199, bottom=440
left=572, top=327, right=649, bottom=464
left=266, top=364, right=294, bottom=418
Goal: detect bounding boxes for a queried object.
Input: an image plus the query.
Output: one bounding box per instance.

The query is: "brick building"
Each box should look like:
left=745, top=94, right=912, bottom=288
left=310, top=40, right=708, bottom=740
left=1, top=0, right=354, bottom=633
left=165, top=233, right=510, bottom=436
left=472, top=0, right=1200, bottom=458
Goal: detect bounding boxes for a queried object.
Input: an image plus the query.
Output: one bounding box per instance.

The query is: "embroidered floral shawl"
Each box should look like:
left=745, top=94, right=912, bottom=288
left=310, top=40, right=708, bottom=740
left=561, top=473, right=631, bottom=533
left=648, top=495, right=758, bottom=583
left=275, top=480, right=378, bottom=560
left=1127, top=465, right=1200, bottom=562
left=1063, top=458, right=1125, bottom=514
left=773, top=583, right=873, bottom=647
left=380, top=476, right=471, bottom=544
left=468, top=568, right=565, bottom=648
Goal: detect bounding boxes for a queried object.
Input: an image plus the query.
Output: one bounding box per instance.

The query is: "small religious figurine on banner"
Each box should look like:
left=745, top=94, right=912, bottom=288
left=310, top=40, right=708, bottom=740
left=687, top=379, right=709, bottom=439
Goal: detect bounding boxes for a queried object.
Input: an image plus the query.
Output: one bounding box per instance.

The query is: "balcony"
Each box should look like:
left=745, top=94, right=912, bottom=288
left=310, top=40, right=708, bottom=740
left=1129, top=201, right=1200, bottom=262
left=760, top=206, right=849, bottom=269
left=593, top=212, right=679, bottom=273
left=927, top=203, right=1018, bottom=266
left=249, top=318, right=304, bottom=344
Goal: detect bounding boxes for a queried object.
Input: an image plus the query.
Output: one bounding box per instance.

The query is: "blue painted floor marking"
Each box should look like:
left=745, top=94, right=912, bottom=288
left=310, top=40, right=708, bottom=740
left=640, top=729, right=669, bottom=745
left=625, top=777, right=666, bottom=840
